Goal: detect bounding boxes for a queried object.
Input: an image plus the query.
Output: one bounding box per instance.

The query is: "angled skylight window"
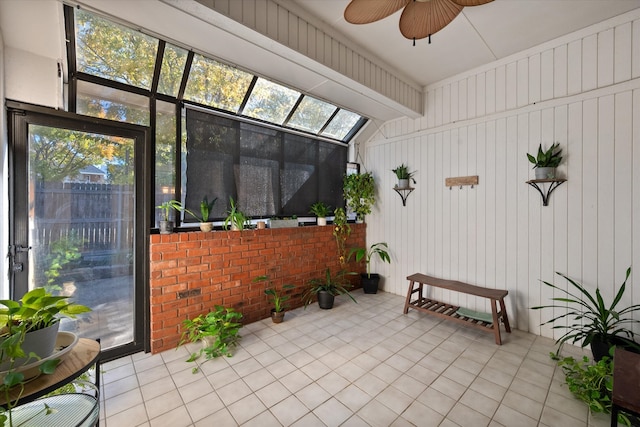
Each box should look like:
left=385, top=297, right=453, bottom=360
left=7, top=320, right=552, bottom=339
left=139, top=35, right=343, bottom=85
left=287, top=96, right=337, bottom=134
left=321, top=109, right=363, bottom=141
left=184, top=54, right=253, bottom=112
left=243, top=78, right=301, bottom=124
left=75, top=9, right=158, bottom=90
left=158, top=43, right=189, bottom=97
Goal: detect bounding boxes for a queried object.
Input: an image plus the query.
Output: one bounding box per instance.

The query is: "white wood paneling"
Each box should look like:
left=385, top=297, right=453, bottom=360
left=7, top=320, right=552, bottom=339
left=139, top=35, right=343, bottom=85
left=364, top=11, right=640, bottom=344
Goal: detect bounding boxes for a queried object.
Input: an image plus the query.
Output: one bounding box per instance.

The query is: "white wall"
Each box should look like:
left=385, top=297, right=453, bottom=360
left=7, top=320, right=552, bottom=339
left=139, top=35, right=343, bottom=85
left=363, top=9, right=640, bottom=339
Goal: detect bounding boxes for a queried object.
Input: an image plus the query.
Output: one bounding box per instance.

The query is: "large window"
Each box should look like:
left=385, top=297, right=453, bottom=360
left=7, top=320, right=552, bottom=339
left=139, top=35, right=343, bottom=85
left=68, top=7, right=363, bottom=224
left=184, top=109, right=346, bottom=221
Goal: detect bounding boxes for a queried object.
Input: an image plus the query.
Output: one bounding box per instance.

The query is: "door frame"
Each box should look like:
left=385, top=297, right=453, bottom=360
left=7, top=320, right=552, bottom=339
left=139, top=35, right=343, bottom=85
left=6, top=100, right=151, bottom=361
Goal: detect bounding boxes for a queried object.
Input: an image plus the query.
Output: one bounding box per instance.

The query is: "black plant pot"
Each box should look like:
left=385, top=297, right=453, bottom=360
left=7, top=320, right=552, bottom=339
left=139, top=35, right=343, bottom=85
left=590, top=334, right=639, bottom=361
left=361, top=273, right=380, bottom=294
left=317, top=291, right=335, bottom=309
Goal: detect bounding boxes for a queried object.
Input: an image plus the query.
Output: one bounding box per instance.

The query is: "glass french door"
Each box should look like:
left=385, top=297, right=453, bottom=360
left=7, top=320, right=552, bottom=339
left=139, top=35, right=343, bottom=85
left=8, top=104, right=149, bottom=361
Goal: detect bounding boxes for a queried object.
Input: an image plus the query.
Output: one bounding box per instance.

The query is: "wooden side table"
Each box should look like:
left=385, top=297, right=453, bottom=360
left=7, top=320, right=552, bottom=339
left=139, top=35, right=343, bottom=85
left=611, top=347, right=640, bottom=427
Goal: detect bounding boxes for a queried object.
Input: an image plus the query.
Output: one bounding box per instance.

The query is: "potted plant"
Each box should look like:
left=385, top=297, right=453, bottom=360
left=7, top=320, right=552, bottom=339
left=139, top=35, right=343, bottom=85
left=309, top=202, right=331, bottom=226
left=0, top=288, right=91, bottom=370
left=531, top=267, right=640, bottom=361
left=343, top=172, right=375, bottom=223
left=156, top=199, right=183, bottom=234
left=255, top=276, right=295, bottom=323
left=184, top=196, right=217, bottom=232
left=391, top=163, right=416, bottom=189
left=268, top=216, right=298, bottom=229
left=349, top=242, right=391, bottom=294
left=527, top=143, right=563, bottom=179
left=302, top=268, right=356, bottom=310
left=178, top=305, right=242, bottom=373
left=333, top=208, right=351, bottom=266
left=223, top=197, right=249, bottom=231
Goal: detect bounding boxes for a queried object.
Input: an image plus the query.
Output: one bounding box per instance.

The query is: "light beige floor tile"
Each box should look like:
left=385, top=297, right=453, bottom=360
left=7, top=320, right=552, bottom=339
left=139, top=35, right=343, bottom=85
left=416, top=387, right=456, bottom=416
left=185, top=392, right=225, bottom=422
left=313, top=397, right=354, bottom=426
left=376, top=385, right=413, bottom=414
left=103, top=375, right=140, bottom=400
left=149, top=405, right=192, bottom=427
left=103, top=362, right=136, bottom=385
left=104, top=403, right=149, bottom=427
left=502, top=389, right=543, bottom=420
left=290, top=412, right=327, bottom=426
left=271, top=394, right=312, bottom=425
left=242, top=409, right=282, bottom=427
left=144, top=388, right=184, bottom=418
left=358, top=397, right=402, bottom=426
left=216, top=378, right=253, bottom=406
left=299, top=358, right=331, bottom=380
left=431, top=375, right=467, bottom=401
left=458, top=388, right=499, bottom=418
left=540, top=406, right=588, bottom=427
left=193, top=407, right=237, bottom=427
left=140, top=375, right=177, bottom=401
left=178, top=376, right=214, bottom=403
left=335, top=383, right=372, bottom=412
left=227, top=393, right=267, bottom=424
left=493, top=404, right=538, bottom=427
left=104, top=388, right=144, bottom=417
left=255, top=380, right=291, bottom=408
left=317, top=371, right=350, bottom=395
left=447, top=402, right=491, bottom=427
left=296, top=382, right=332, bottom=410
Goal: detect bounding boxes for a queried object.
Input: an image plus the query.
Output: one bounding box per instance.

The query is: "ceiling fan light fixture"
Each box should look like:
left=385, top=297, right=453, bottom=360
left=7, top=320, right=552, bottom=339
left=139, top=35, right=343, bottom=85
left=344, top=0, right=493, bottom=42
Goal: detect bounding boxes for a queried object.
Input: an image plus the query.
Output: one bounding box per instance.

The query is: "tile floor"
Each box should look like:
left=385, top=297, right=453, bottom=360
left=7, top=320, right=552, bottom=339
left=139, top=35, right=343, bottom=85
left=99, top=291, right=611, bottom=427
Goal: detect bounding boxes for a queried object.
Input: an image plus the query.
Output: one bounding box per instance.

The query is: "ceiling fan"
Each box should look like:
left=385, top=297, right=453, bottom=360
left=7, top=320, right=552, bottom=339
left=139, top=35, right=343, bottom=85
left=344, top=0, right=494, bottom=43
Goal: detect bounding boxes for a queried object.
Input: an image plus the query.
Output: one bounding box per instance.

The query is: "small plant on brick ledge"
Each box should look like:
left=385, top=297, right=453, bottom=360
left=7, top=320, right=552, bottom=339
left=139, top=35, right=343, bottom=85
left=178, top=305, right=242, bottom=373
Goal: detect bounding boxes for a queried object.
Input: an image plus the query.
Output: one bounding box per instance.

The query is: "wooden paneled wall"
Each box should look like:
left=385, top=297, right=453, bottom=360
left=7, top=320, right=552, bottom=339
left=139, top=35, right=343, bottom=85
left=195, top=0, right=422, bottom=114
left=364, top=9, right=640, bottom=340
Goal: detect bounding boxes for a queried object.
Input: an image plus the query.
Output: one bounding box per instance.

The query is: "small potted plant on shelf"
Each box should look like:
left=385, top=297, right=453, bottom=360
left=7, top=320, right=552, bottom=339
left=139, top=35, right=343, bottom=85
left=531, top=266, right=640, bottom=361
left=309, top=202, right=331, bottom=226
left=254, top=275, right=295, bottom=323
left=156, top=199, right=183, bottom=234
left=527, top=143, right=563, bottom=179
left=178, top=305, right=243, bottom=373
left=268, top=216, right=298, bottom=229
left=391, top=163, right=416, bottom=189
left=223, top=197, right=249, bottom=231
left=184, top=196, right=217, bottom=232
left=302, top=268, right=356, bottom=310
left=343, top=172, right=375, bottom=223
left=349, top=242, right=391, bottom=294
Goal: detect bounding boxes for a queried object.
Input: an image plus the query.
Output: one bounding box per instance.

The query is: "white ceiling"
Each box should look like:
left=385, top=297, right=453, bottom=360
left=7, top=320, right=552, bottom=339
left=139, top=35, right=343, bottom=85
left=288, top=0, right=640, bottom=88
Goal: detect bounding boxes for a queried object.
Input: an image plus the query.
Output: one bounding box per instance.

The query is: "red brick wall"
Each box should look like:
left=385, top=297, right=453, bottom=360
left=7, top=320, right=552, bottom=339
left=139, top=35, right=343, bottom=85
left=149, top=224, right=366, bottom=353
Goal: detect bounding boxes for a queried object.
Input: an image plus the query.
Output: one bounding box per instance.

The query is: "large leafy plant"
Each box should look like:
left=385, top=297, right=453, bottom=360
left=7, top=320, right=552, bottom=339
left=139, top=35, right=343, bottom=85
left=554, top=351, right=631, bottom=426
left=178, top=305, right=243, bottom=372
left=349, top=242, right=391, bottom=278
left=531, top=267, right=640, bottom=355
left=302, top=268, right=357, bottom=308
left=0, top=288, right=91, bottom=333
left=343, top=172, right=375, bottom=221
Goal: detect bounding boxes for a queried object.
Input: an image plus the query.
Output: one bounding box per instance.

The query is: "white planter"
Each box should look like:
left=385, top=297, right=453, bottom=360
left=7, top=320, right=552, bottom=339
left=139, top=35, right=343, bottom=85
left=268, top=219, right=298, bottom=228
left=199, top=222, right=213, bottom=232
left=317, top=217, right=327, bottom=226
left=397, top=178, right=410, bottom=189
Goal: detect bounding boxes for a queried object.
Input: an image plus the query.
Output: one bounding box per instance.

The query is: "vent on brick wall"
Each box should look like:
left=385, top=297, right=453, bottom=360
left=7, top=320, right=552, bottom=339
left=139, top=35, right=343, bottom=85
left=178, top=289, right=201, bottom=299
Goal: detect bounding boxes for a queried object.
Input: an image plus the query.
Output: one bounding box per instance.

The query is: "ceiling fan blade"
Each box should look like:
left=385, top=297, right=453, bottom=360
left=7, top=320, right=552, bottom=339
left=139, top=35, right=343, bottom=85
left=451, top=0, right=494, bottom=6
left=344, top=0, right=410, bottom=24
left=399, top=0, right=463, bottom=40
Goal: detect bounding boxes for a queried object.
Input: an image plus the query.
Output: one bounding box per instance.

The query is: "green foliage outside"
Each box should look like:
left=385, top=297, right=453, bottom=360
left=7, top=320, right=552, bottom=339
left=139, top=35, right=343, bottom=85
left=42, top=235, right=83, bottom=293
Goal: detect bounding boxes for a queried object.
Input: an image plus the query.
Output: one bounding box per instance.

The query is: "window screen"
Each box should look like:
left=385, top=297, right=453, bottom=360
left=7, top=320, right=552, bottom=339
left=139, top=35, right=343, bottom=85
left=185, top=108, right=346, bottom=221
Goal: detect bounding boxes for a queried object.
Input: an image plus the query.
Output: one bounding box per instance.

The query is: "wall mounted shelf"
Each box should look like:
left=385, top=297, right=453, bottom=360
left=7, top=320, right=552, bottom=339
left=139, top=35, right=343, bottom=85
left=526, top=179, right=566, bottom=206
left=445, top=175, right=479, bottom=189
left=393, top=186, right=414, bottom=206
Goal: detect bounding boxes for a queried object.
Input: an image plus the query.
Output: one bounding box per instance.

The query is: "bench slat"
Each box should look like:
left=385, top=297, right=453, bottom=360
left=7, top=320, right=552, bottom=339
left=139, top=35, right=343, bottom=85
left=406, top=273, right=508, bottom=299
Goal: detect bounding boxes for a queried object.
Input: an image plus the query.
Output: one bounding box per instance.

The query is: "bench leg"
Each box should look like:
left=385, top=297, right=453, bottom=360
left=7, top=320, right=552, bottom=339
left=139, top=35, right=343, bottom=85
left=403, top=280, right=416, bottom=314
left=490, top=299, right=501, bottom=345
left=499, top=298, right=511, bottom=333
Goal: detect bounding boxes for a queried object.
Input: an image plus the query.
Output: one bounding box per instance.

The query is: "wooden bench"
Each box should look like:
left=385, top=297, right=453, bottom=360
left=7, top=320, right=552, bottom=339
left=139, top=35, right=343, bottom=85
left=403, top=273, right=511, bottom=344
